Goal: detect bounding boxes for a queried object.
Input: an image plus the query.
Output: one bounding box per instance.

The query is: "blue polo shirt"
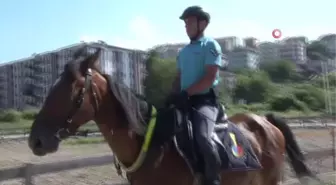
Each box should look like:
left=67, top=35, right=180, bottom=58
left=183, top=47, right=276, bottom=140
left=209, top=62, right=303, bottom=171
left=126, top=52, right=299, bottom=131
left=177, top=36, right=222, bottom=94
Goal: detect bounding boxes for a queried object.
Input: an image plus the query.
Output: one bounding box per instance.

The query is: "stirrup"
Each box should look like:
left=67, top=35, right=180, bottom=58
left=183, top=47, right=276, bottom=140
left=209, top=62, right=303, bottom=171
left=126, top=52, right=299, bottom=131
left=193, top=173, right=203, bottom=185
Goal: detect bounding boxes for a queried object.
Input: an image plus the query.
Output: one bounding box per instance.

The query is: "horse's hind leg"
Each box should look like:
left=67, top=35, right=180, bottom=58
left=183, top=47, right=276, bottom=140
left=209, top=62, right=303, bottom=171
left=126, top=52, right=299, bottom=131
left=221, top=171, right=258, bottom=185
left=260, top=162, right=284, bottom=185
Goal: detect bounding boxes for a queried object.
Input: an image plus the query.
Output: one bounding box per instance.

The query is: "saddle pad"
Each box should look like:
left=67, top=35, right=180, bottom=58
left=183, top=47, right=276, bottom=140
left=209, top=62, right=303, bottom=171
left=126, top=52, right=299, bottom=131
left=214, top=122, right=262, bottom=171
left=174, top=121, right=262, bottom=174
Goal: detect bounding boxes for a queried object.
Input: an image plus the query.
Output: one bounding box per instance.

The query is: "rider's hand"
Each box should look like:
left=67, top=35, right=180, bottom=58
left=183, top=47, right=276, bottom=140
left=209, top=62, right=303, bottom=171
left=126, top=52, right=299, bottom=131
left=164, top=93, right=175, bottom=107
left=166, top=91, right=189, bottom=108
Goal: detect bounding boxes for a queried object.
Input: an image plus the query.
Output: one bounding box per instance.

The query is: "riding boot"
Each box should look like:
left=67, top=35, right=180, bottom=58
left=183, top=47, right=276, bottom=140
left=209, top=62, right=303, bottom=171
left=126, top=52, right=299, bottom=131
left=202, top=144, right=221, bottom=185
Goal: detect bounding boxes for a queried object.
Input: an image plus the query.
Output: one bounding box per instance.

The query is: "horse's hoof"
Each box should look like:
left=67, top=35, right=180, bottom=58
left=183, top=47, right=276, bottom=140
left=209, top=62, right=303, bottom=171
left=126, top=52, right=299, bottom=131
left=126, top=173, right=132, bottom=183
left=116, top=170, right=123, bottom=177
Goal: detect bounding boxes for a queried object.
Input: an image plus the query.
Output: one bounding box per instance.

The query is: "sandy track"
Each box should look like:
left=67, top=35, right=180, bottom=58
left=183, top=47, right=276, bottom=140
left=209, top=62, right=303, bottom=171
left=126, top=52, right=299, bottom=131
left=0, top=129, right=335, bottom=185
left=0, top=140, right=126, bottom=185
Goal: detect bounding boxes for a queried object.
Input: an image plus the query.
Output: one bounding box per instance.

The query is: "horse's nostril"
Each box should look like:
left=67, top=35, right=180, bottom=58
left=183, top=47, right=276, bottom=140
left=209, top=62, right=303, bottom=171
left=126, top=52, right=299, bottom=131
left=34, top=139, right=42, bottom=148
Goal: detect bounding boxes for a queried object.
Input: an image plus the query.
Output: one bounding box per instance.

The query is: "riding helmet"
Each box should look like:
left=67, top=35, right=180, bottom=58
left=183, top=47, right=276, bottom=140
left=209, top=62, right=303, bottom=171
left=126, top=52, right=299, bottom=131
left=179, top=6, right=210, bottom=22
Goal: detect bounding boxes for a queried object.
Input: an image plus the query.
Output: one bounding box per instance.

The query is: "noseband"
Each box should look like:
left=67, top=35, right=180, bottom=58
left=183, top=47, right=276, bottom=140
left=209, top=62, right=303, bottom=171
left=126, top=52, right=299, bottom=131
left=54, top=68, right=99, bottom=140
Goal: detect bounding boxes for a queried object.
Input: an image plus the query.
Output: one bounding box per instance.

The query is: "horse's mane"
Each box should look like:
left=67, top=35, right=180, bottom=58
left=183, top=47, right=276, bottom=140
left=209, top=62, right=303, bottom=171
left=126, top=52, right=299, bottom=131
left=103, top=74, right=149, bottom=135
left=68, top=46, right=149, bottom=135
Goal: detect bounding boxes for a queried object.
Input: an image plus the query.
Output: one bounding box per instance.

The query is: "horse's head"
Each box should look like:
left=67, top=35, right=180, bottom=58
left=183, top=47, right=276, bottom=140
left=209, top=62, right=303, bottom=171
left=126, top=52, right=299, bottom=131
left=28, top=46, right=111, bottom=156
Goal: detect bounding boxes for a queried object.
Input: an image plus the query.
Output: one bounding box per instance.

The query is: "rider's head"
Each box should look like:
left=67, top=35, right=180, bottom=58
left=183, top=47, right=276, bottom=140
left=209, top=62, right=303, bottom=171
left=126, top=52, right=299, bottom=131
left=179, top=6, right=210, bottom=41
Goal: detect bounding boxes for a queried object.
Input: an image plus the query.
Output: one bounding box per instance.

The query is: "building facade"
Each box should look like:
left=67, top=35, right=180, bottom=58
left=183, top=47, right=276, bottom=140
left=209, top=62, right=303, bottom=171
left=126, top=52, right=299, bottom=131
left=0, top=42, right=146, bottom=110
left=283, top=36, right=308, bottom=44
left=258, top=42, right=280, bottom=63
left=279, top=39, right=307, bottom=64
left=227, top=48, right=260, bottom=70
left=243, top=37, right=258, bottom=48
left=155, top=43, right=186, bottom=59
left=217, top=36, right=240, bottom=53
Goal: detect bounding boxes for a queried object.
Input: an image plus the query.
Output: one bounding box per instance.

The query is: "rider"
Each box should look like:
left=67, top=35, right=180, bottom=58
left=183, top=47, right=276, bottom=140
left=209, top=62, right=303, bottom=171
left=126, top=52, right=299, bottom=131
left=168, top=5, right=222, bottom=185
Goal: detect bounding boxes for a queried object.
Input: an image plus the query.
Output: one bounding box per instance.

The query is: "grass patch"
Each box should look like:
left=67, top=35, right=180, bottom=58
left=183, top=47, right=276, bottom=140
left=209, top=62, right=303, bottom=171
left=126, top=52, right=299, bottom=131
left=63, top=137, right=105, bottom=145
left=0, top=109, right=326, bottom=136
left=0, top=120, right=99, bottom=135
left=226, top=106, right=323, bottom=118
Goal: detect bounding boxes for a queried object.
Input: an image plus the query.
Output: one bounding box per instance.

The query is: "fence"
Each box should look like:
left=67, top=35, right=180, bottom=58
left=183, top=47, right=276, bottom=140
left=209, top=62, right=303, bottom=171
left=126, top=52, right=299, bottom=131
left=1, top=116, right=335, bottom=138
left=0, top=118, right=335, bottom=185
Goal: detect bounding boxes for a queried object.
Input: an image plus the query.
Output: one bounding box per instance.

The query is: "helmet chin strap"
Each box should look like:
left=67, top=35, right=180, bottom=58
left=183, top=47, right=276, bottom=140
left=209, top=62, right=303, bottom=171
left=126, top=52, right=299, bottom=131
left=190, top=18, right=203, bottom=41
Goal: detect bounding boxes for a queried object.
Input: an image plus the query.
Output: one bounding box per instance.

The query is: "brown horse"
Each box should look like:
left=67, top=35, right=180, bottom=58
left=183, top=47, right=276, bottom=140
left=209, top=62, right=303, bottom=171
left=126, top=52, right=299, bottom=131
left=28, top=47, right=317, bottom=185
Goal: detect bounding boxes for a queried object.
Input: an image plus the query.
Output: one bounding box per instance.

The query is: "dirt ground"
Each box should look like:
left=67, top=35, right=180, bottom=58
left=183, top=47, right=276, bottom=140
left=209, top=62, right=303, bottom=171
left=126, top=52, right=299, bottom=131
left=0, top=129, right=335, bottom=185
left=0, top=140, right=126, bottom=185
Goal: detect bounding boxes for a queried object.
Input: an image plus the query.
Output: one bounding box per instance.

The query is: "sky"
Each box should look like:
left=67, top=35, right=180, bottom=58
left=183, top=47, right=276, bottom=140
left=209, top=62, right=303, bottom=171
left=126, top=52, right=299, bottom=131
left=0, top=0, right=335, bottom=62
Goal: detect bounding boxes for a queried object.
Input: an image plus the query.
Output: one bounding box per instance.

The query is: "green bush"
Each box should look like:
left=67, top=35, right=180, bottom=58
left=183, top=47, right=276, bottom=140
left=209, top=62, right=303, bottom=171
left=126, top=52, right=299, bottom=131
left=233, top=71, right=274, bottom=103
left=259, top=60, right=296, bottom=82
left=269, top=95, right=309, bottom=112
left=21, top=109, right=39, bottom=120
left=0, top=109, right=22, bottom=122
left=247, top=103, right=269, bottom=112
left=292, top=84, right=325, bottom=111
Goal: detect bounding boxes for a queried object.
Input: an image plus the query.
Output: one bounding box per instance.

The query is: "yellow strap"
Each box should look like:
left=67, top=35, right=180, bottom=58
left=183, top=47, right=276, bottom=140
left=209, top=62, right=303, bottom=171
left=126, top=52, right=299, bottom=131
left=118, top=106, right=157, bottom=173
left=229, top=132, right=237, bottom=146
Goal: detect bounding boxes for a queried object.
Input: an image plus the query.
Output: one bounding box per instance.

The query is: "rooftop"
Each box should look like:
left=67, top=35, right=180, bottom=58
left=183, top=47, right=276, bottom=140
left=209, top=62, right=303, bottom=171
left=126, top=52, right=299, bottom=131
left=0, top=41, right=145, bottom=67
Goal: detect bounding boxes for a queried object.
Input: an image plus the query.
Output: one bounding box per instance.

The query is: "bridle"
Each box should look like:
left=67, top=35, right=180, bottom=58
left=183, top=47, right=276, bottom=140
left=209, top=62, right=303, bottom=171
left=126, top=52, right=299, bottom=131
left=54, top=68, right=99, bottom=140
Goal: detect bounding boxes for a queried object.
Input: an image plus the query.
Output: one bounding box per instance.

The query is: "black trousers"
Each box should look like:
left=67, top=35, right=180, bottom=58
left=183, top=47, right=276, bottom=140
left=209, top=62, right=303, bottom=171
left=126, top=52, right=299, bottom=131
left=189, top=96, right=221, bottom=185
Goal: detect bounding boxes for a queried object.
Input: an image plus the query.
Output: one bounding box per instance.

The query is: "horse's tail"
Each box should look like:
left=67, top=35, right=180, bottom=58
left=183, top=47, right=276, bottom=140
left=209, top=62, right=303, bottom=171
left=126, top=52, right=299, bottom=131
left=264, top=113, right=318, bottom=179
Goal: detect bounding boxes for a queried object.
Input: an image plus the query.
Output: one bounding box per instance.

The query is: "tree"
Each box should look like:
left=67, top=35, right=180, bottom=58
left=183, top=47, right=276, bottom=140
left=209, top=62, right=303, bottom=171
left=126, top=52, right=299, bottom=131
left=293, top=86, right=325, bottom=111
left=233, top=71, right=274, bottom=103
left=306, top=40, right=335, bottom=61
left=143, top=51, right=177, bottom=107
left=259, top=60, right=296, bottom=83
left=269, top=95, right=308, bottom=112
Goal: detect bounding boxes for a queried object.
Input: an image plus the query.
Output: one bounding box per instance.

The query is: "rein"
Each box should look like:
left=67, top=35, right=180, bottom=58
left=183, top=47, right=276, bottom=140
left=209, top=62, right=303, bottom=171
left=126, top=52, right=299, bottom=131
left=54, top=68, right=99, bottom=140
left=55, top=67, right=159, bottom=173
left=116, top=107, right=157, bottom=173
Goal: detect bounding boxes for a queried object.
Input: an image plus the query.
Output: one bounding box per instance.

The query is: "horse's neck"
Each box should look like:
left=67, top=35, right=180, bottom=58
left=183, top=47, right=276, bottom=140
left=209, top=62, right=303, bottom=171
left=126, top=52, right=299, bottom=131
left=94, top=101, right=141, bottom=166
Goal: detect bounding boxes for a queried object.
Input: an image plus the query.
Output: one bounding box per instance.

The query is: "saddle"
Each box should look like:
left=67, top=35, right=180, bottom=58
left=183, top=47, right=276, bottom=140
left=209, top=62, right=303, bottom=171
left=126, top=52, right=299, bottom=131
left=154, top=104, right=262, bottom=176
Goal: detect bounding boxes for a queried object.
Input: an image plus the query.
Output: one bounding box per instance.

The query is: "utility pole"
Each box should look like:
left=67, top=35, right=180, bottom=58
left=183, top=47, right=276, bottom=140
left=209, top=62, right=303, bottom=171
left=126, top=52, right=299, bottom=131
left=321, top=60, right=328, bottom=114
left=324, top=61, right=332, bottom=114
left=320, top=56, right=332, bottom=115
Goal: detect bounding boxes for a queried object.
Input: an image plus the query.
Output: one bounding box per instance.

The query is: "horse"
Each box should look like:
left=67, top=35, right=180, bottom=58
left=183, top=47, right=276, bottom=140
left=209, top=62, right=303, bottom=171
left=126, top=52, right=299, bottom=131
left=28, top=47, right=318, bottom=185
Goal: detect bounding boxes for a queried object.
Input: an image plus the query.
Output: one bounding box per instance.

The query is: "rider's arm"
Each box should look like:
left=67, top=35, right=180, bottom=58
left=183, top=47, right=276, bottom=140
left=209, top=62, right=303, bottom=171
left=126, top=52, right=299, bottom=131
left=186, top=40, right=222, bottom=96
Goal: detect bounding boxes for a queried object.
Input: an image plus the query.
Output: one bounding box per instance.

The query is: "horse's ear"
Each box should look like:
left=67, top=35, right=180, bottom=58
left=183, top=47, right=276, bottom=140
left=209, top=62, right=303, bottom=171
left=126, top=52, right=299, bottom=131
left=82, top=48, right=101, bottom=70
left=73, top=45, right=88, bottom=58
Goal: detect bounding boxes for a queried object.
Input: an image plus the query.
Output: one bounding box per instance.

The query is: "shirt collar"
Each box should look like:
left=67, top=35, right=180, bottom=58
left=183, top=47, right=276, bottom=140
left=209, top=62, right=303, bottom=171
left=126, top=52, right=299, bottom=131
left=190, top=36, right=206, bottom=44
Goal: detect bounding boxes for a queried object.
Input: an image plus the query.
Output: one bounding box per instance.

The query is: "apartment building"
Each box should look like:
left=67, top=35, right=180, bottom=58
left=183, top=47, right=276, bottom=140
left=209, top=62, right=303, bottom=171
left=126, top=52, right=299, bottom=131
left=154, top=43, right=186, bottom=59
left=258, top=42, right=281, bottom=63
left=227, top=47, right=260, bottom=70
left=283, top=36, right=308, bottom=44
left=155, top=37, right=242, bottom=60
left=217, top=36, right=240, bottom=53
left=279, top=39, right=307, bottom=64
left=243, top=37, right=258, bottom=48
left=0, top=42, right=146, bottom=110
